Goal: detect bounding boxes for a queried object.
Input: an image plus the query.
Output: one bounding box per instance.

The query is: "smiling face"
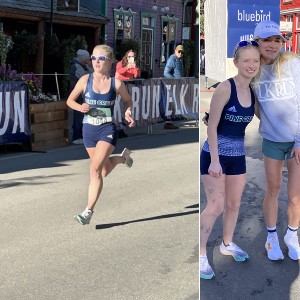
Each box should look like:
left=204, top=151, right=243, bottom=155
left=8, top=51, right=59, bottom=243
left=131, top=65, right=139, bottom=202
left=257, top=35, right=282, bottom=64
left=234, top=46, right=261, bottom=79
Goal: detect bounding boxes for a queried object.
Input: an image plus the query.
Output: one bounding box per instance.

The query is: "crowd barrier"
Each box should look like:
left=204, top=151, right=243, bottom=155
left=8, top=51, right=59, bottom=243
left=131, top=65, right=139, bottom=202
left=0, top=77, right=199, bottom=148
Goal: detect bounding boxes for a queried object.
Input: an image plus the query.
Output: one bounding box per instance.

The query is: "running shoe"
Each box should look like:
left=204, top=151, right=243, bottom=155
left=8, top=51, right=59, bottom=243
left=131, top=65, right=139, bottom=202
left=164, top=122, right=179, bottom=130
left=200, top=255, right=215, bottom=280
left=265, top=233, right=284, bottom=261
left=121, top=148, right=133, bottom=168
left=220, top=241, right=249, bottom=262
left=284, top=232, right=300, bottom=261
left=74, top=208, right=93, bottom=225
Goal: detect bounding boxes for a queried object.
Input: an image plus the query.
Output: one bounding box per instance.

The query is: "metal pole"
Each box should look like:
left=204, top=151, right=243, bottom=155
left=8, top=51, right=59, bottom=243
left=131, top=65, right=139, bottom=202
left=50, top=0, right=54, bottom=35
left=55, top=72, right=61, bottom=100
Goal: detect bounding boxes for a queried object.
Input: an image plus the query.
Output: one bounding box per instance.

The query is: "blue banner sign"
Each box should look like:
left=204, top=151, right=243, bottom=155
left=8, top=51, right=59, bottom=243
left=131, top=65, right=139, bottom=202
left=0, top=81, right=31, bottom=145
left=227, top=0, right=280, bottom=57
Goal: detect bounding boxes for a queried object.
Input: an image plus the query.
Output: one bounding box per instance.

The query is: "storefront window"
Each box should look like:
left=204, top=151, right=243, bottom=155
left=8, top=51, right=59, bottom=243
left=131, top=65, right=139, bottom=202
left=160, top=15, right=179, bottom=66
left=114, top=8, right=136, bottom=44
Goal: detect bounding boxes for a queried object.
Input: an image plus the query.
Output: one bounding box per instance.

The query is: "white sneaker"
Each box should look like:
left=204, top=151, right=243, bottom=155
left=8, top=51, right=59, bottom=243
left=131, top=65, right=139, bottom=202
left=121, top=148, right=133, bottom=168
left=72, top=139, right=84, bottom=145
left=220, top=241, right=249, bottom=262
left=265, top=233, right=284, bottom=261
left=200, top=255, right=215, bottom=280
left=74, top=208, right=93, bottom=225
left=284, top=232, right=300, bottom=261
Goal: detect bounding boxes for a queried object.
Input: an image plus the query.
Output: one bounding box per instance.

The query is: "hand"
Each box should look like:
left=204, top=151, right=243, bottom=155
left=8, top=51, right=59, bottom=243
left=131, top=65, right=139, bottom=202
left=208, top=162, right=222, bottom=178
left=202, top=113, right=209, bottom=126
left=128, top=62, right=136, bottom=69
left=80, top=103, right=90, bottom=113
left=125, top=112, right=135, bottom=127
left=291, top=147, right=300, bottom=165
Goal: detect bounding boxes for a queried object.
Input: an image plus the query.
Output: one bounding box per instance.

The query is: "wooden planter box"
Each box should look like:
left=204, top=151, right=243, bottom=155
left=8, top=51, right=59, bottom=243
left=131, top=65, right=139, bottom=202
left=30, top=101, right=68, bottom=151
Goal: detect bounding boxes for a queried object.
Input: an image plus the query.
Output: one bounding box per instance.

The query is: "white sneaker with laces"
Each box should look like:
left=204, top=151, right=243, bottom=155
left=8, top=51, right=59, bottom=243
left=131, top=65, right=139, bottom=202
left=200, top=255, right=215, bottom=280
left=121, top=148, right=133, bottom=168
left=265, top=233, right=284, bottom=261
left=220, top=241, right=249, bottom=262
left=74, top=208, right=93, bottom=225
left=284, top=232, right=300, bottom=261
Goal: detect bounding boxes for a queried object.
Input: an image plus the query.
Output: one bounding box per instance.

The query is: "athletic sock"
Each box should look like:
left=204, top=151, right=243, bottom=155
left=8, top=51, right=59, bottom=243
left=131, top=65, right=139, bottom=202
left=267, top=226, right=277, bottom=235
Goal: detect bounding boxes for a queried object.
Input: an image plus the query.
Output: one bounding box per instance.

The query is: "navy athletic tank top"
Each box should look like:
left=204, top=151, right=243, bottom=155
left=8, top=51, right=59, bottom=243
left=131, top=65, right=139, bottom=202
left=202, top=78, right=255, bottom=156
left=83, top=74, right=116, bottom=126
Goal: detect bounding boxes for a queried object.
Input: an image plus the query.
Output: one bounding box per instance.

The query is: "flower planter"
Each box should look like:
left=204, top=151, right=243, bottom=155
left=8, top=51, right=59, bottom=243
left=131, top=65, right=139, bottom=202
left=30, top=101, right=68, bottom=151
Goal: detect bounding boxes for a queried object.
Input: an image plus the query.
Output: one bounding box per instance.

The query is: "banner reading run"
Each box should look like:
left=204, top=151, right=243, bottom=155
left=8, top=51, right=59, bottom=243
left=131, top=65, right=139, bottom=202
left=0, top=81, right=31, bottom=145
left=114, top=77, right=199, bottom=125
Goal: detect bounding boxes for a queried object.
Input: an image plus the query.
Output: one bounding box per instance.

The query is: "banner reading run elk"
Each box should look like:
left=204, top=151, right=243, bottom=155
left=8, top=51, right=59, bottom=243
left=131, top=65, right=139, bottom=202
left=113, top=77, right=199, bottom=125
left=0, top=81, right=31, bottom=145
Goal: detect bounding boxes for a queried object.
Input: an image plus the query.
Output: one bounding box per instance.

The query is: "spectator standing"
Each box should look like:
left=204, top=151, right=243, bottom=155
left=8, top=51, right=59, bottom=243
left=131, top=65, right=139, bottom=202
left=115, top=50, right=140, bottom=138
left=115, top=49, right=140, bottom=80
left=163, top=44, right=184, bottom=129
left=69, top=49, right=92, bottom=144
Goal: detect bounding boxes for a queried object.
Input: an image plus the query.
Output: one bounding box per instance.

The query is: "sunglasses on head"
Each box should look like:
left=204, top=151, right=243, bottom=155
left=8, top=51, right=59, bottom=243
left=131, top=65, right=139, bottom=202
left=91, top=55, right=109, bottom=61
left=178, top=50, right=184, bottom=54
left=233, top=40, right=259, bottom=56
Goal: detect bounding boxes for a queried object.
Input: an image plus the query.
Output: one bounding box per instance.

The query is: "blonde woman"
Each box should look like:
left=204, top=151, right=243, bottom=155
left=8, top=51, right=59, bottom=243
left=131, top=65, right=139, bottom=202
left=200, top=41, right=260, bottom=279
left=67, top=44, right=135, bottom=225
left=252, top=20, right=300, bottom=261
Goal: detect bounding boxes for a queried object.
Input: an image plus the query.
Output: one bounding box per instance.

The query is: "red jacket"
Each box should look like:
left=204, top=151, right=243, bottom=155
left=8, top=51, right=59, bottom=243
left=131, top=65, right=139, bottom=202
left=115, top=61, right=140, bottom=80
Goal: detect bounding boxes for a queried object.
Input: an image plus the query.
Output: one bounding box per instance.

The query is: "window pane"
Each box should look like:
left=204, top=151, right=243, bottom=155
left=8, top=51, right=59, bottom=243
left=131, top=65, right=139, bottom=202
left=169, top=22, right=175, bottom=42
left=125, top=15, right=132, bottom=39
left=162, top=21, right=168, bottom=42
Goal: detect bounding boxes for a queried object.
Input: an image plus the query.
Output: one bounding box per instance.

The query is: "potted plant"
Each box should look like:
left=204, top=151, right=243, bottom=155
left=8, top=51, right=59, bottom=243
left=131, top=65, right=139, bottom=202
left=0, top=31, right=13, bottom=68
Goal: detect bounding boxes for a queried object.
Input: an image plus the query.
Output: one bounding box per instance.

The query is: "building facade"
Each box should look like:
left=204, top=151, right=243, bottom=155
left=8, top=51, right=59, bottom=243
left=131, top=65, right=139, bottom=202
left=83, top=0, right=196, bottom=78
left=280, top=0, right=300, bottom=53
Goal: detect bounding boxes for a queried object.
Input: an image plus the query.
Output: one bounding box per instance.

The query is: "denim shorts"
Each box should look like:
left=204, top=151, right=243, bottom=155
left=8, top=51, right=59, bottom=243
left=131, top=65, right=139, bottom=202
left=200, top=150, right=246, bottom=175
left=83, top=122, right=118, bottom=148
left=262, top=138, right=294, bottom=160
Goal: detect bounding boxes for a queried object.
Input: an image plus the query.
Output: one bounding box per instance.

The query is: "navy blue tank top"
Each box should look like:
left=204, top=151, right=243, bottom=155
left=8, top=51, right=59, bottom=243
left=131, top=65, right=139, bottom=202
left=203, top=78, right=255, bottom=156
left=83, top=75, right=116, bottom=126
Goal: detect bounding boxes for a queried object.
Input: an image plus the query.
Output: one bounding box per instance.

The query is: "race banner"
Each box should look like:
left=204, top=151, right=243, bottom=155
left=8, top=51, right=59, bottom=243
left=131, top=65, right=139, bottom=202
left=0, top=81, right=31, bottom=145
left=114, top=77, right=199, bottom=125
left=227, top=0, right=280, bottom=58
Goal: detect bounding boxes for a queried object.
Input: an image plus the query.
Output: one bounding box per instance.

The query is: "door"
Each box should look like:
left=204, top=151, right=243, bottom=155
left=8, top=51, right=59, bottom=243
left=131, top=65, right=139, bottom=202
left=141, top=28, right=153, bottom=78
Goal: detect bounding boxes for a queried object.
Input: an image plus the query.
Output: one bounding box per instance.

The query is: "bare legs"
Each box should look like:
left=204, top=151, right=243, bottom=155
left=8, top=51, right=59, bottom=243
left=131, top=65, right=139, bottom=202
left=287, top=158, right=300, bottom=228
left=263, top=156, right=300, bottom=228
left=200, top=174, right=246, bottom=256
left=85, top=141, right=125, bottom=211
left=263, top=157, right=282, bottom=228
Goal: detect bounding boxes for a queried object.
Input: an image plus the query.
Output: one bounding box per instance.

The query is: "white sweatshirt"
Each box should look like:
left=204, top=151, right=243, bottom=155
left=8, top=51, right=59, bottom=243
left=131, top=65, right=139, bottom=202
left=252, top=57, right=300, bottom=148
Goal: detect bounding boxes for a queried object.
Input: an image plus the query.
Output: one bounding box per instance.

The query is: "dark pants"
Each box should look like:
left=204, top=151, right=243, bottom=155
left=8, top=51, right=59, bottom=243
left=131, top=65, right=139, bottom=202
left=72, top=110, right=84, bottom=140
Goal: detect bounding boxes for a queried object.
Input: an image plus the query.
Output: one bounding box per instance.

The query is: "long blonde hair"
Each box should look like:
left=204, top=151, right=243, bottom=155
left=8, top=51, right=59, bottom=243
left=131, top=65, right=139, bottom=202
left=253, top=50, right=299, bottom=83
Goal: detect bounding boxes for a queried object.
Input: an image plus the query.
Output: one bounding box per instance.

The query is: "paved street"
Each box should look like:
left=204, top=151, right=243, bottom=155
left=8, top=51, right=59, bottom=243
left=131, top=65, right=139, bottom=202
left=200, top=75, right=300, bottom=300
left=0, top=122, right=199, bottom=300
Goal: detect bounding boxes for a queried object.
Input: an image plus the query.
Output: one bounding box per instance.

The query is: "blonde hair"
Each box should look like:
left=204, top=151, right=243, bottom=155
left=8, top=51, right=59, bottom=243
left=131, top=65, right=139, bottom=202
left=253, top=51, right=299, bottom=84
left=93, top=44, right=115, bottom=60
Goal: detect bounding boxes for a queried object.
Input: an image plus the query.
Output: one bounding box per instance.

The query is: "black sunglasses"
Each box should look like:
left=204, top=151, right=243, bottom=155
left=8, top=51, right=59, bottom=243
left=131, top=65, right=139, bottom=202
left=234, top=40, right=259, bottom=56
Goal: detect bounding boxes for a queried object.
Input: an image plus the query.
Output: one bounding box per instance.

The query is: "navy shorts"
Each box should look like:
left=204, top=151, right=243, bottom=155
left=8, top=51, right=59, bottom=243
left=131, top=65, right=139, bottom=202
left=200, top=150, right=246, bottom=175
left=83, top=122, right=118, bottom=148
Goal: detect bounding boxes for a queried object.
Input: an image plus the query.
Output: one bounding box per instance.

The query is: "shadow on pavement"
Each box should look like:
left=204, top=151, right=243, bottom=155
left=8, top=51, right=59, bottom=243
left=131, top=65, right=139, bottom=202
left=96, top=207, right=199, bottom=230
left=0, top=123, right=198, bottom=174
